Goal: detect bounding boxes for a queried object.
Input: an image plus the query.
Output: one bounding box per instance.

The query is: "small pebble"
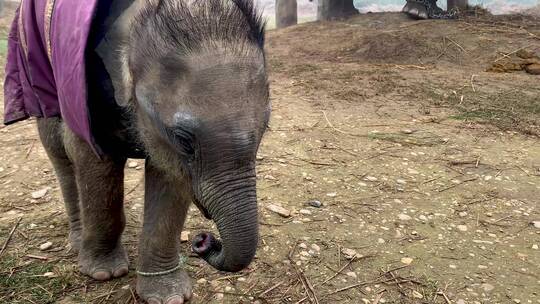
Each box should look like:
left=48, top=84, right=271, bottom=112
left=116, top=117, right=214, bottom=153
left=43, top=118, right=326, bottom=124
left=401, top=257, right=413, bottom=265
left=299, top=209, right=312, bottom=215
left=128, top=161, right=138, bottom=168
left=418, top=215, right=428, bottom=221
left=532, top=244, right=538, bottom=250
left=197, top=278, right=207, bottom=284
left=346, top=271, right=357, bottom=278
left=398, top=214, right=412, bottom=221
left=43, top=272, right=55, bottom=278
left=458, top=211, right=468, bottom=217
left=412, top=291, right=423, bottom=299
left=366, top=176, right=378, bottom=182
left=326, top=192, right=337, bottom=197
left=31, top=188, right=48, bottom=199
left=532, top=221, right=540, bottom=229
left=266, top=204, right=291, bottom=218
left=311, top=244, right=321, bottom=252
left=308, top=200, right=323, bottom=208
left=39, top=241, right=53, bottom=251
left=341, top=248, right=358, bottom=260
left=180, top=231, right=190, bottom=243
left=482, top=283, right=495, bottom=292
left=457, top=225, right=468, bottom=232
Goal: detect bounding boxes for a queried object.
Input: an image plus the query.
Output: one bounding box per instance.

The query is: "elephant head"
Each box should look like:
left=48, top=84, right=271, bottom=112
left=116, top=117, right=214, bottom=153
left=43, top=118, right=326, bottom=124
left=123, top=0, right=269, bottom=272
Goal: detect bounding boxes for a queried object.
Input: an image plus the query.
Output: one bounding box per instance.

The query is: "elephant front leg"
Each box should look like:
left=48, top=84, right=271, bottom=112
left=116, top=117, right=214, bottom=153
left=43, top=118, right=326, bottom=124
left=137, top=160, right=193, bottom=304
left=64, top=130, right=129, bottom=281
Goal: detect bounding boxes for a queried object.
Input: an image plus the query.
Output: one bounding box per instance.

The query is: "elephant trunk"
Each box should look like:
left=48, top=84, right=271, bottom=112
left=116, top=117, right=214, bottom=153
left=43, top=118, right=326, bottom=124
left=192, top=171, right=258, bottom=272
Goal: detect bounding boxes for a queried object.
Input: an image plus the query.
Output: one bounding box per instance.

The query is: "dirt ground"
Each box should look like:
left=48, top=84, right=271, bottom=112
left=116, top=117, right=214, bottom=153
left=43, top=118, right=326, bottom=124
left=1, top=5, right=540, bottom=304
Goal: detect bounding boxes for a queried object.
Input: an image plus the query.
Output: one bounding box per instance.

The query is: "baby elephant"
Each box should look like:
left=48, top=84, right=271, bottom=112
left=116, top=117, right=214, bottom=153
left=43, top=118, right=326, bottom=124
left=7, top=0, right=269, bottom=303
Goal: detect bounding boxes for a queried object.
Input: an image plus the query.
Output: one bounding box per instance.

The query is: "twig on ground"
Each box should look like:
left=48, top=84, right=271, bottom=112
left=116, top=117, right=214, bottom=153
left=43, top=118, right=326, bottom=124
left=25, top=140, right=36, bottom=159
left=326, top=283, right=364, bottom=296
left=258, top=281, right=283, bottom=297
left=470, top=74, right=477, bottom=92
left=0, top=217, right=22, bottom=257
left=438, top=177, right=478, bottom=192
left=494, top=45, right=533, bottom=62
left=294, top=266, right=319, bottom=304
left=316, top=256, right=357, bottom=287
left=437, top=291, right=452, bottom=304
left=446, top=37, right=466, bottom=52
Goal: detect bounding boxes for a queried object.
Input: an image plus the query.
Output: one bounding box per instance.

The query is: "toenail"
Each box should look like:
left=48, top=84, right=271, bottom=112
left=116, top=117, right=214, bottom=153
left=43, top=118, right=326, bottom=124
left=147, top=297, right=162, bottom=304
left=166, top=296, right=184, bottom=304
left=113, top=266, right=128, bottom=278
left=92, top=270, right=112, bottom=281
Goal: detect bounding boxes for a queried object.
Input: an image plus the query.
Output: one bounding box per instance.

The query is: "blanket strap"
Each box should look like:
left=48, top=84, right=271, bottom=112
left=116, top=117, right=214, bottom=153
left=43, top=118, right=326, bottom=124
left=44, top=0, right=56, bottom=63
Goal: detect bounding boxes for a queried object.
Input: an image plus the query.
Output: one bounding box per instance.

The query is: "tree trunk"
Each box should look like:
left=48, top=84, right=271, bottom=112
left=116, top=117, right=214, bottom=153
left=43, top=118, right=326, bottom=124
left=318, top=0, right=358, bottom=21
left=447, top=0, right=468, bottom=10
left=276, top=0, right=297, bottom=29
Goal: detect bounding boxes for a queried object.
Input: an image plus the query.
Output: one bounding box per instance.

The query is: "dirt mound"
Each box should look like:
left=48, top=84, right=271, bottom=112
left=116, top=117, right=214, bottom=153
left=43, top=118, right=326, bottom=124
left=343, top=32, right=437, bottom=64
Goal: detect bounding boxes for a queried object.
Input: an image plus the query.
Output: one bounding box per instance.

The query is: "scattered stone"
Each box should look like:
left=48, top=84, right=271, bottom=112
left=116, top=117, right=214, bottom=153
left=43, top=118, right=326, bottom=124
left=398, top=214, right=412, bottom=221
left=532, top=244, right=539, bottom=250
left=311, top=244, right=321, bottom=252
left=308, top=200, right=323, bottom=208
left=532, top=221, right=540, bottom=229
left=449, top=264, right=457, bottom=269
left=401, top=129, right=414, bottom=134
left=482, top=283, right=494, bottom=292
left=401, top=257, right=413, bottom=265
left=326, top=192, right=337, bottom=197
left=457, top=299, right=466, bottom=304
left=31, top=188, right=48, bottom=199
left=366, top=176, right=378, bottom=182
left=225, top=286, right=233, bottom=292
left=478, top=265, right=488, bottom=269
left=526, top=63, right=540, bottom=75
left=266, top=204, right=291, bottom=218
left=180, top=231, right=190, bottom=243
left=408, top=168, right=419, bottom=175
left=377, top=238, right=385, bottom=244
left=197, top=278, right=207, bottom=284
left=412, top=290, right=423, bottom=299
left=39, top=241, right=53, bottom=251
left=418, top=215, right=428, bottom=221
left=457, top=225, right=468, bottom=232
left=346, top=271, right=357, bottom=278
left=264, top=175, right=277, bottom=181
left=128, top=161, right=138, bottom=168
left=299, top=209, right=312, bottom=215
left=513, top=299, right=521, bottom=304
left=299, top=243, right=308, bottom=249
left=29, top=223, right=37, bottom=229
left=214, top=293, right=224, bottom=300
left=300, top=251, right=310, bottom=257
left=458, top=211, right=468, bottom=217
left=341, top=248, right=358, bottom=259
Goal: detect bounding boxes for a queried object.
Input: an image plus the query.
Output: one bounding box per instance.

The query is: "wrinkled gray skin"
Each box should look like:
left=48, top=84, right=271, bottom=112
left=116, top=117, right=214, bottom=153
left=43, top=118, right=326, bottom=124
left=37, top=1, right=269, bottom=303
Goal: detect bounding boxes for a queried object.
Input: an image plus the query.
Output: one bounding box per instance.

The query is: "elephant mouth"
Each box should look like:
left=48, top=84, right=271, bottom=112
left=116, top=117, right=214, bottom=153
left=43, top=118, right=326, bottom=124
left=193, top=198, right=212, bottom=220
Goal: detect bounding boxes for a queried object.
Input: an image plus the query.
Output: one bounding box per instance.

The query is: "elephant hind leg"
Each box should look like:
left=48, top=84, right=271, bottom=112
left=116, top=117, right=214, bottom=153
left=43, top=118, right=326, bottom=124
left=37, top=118, right=82, bottom=252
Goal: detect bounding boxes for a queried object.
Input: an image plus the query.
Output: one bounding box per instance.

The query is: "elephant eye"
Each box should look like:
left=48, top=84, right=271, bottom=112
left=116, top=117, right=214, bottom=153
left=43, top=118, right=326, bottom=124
left=168, top=127, right=196, bottom=157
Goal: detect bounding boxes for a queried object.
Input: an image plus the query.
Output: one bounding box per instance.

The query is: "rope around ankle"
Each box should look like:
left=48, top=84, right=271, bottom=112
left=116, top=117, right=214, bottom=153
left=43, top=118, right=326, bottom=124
left=136, top=255, right=187, bottom=277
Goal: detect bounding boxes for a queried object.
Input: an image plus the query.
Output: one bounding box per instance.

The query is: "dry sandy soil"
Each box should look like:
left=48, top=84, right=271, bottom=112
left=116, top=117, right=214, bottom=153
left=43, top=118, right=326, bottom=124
left=1, top=4, right=540, bottom=304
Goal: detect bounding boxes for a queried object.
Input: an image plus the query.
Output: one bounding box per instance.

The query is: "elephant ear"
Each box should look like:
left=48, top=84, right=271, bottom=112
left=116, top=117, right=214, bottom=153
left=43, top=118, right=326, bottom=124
left=118, top=46, right=134, bottom=107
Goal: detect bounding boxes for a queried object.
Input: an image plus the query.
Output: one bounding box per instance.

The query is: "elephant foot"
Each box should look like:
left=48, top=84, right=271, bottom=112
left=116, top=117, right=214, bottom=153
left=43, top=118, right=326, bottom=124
left=68, top=229, right=82, bottom=253
left=137, top=270, right=193, bottom=304
left=78, top=244, right=129, bottom=281
left=402, top=0, right=444, bottom=19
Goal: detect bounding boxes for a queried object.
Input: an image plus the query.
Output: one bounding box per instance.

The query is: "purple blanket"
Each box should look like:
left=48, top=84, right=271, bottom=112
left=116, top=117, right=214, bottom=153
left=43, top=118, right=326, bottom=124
left=4, top=0, right=99, bottom=154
